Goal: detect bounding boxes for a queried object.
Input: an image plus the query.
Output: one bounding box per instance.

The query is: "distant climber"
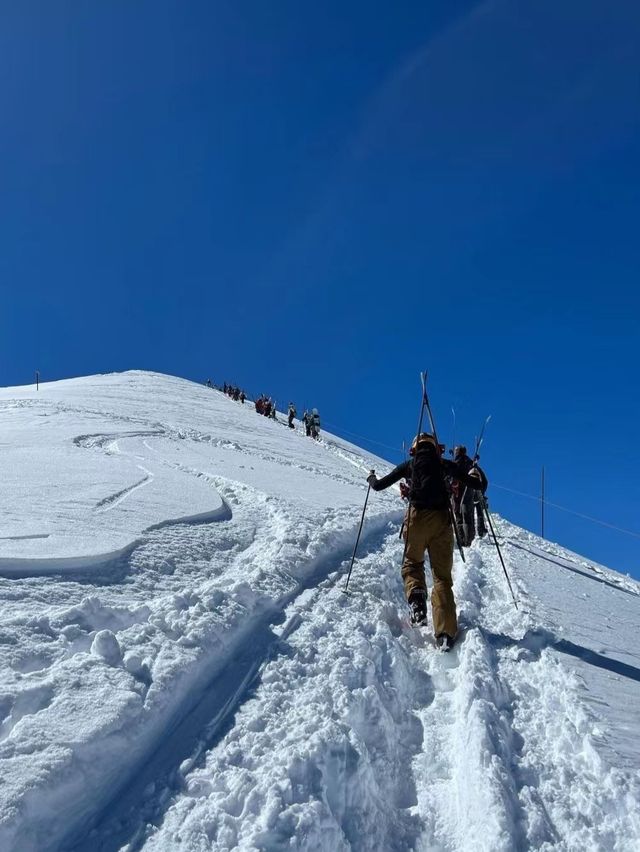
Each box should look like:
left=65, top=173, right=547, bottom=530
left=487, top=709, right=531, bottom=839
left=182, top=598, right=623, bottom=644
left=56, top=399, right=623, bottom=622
left=302, top=410, right=311, bottom=436
left=451, top=446, right=475, bottom=546
left=468, top=463, right=488, bottom=539
left=288, top=403, right=297, bottom=429
left=310, top=409, right=321, bottom=439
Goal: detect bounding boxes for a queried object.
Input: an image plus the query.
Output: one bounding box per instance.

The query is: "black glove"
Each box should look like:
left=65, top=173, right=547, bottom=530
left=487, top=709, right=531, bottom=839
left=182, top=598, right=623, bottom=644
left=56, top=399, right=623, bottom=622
left=367, top=471, right=376, bottom=487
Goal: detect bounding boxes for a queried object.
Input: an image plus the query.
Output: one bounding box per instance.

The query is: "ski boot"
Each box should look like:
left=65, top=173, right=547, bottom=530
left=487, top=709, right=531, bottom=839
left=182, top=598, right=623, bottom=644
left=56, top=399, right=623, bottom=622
left=435, top=633, right=455, bottom=652
left=408, top=591, right=428, bottom=627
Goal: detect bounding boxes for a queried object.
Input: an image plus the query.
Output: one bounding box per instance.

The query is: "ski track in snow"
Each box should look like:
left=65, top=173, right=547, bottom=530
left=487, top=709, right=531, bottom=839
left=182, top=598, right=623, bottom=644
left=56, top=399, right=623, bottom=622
left=95, top=468, right=154, bottom=511
left=0, top=372, right=639, bottom=852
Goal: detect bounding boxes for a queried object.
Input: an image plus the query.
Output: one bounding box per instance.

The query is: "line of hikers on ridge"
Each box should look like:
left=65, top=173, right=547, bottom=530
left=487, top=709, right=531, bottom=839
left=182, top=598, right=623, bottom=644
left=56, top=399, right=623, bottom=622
left=208, top=381, right=322, bottom=440
left=222, top=383, right=279, bottom=420
left=286, top=403, right=321, bottom=439
left=255, top=394, right=277, bottom=419
left=221, top=382, right=246, bottom=404
left=367, top=435, right=489, bottom=650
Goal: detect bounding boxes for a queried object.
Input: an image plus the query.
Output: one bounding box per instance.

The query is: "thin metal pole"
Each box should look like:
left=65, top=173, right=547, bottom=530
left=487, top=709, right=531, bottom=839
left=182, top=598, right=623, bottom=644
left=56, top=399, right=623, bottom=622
left=35, top=370, right=39, bottom=391
left=483, top=500, right=518, bottom=609
left=541, top=466, right=545, bottom=538
left=399, top=439, right=408, bottom=540
left=344, top=472, right=374, bottom=593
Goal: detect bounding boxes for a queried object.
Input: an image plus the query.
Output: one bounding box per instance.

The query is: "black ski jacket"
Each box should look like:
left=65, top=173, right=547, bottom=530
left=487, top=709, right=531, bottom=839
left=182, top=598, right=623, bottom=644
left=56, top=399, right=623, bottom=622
left=369, top=450, right=482, bottom=511
left=455, top=453, right=474, bottom=476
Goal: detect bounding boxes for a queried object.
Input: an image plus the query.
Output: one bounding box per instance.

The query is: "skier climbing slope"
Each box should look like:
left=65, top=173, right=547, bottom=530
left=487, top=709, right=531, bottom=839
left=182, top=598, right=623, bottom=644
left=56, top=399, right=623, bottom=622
left=367, top=432, right=483, bottom=648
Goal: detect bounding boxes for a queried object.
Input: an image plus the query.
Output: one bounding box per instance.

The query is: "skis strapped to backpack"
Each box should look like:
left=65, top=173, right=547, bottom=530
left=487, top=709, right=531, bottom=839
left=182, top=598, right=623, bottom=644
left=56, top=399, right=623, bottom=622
left=473, top=415, right=491, bottom=461
left=420, top=372, right=466, bottom=563
left=400, top=372, right=429, bottom=561
left=460, top=414, right=492, bottom=511
left=468, top=414, right=518, bottom=610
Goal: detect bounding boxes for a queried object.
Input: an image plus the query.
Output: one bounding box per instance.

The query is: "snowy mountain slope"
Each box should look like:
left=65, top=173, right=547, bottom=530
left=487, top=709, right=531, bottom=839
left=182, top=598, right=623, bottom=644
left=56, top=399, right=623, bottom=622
left=0, top=372, right=638, bottom=852
left=0, top=372, right=399, bottom=851
left=117, top=528, right=640, bottom=852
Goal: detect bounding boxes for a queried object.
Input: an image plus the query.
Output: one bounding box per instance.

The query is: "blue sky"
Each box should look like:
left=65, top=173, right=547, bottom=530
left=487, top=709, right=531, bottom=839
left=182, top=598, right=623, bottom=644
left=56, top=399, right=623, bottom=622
left=2, top=1, right=639, bottom=577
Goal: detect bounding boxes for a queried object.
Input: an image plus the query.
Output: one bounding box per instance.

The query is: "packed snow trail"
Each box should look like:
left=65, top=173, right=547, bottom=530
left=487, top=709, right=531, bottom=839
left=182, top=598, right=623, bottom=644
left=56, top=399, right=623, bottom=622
left=1, top=372, right=639, bottom=851
left=105, top=526, right=429, bottom=852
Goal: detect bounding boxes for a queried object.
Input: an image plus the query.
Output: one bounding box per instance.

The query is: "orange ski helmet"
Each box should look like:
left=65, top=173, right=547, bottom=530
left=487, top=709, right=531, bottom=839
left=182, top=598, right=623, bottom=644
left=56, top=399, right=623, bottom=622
left=410, top=433, right=442, bottom=456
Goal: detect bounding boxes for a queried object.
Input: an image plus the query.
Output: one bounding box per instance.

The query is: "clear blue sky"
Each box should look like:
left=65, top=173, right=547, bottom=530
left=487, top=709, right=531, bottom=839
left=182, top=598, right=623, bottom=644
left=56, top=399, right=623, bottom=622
left=2, top=1, right=639, bottom=577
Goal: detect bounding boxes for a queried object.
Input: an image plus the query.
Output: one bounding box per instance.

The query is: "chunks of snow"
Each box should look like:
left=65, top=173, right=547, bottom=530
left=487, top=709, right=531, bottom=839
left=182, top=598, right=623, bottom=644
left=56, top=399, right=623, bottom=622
left=91, top=630, right=122, bottom=667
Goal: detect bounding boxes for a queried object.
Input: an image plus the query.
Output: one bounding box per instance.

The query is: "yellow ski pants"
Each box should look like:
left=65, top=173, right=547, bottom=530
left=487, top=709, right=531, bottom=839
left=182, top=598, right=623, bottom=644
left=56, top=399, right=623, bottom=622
left=402, top=506, right=457, bottom=637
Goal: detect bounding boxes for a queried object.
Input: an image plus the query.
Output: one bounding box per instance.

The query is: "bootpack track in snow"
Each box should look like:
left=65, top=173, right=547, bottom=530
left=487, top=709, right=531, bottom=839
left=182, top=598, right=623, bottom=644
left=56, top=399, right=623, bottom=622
left=0, top=372, right=639, bottom=852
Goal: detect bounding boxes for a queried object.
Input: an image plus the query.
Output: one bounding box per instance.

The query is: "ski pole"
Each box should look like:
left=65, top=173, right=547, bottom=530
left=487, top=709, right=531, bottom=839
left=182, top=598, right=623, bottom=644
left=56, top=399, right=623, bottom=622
left=398, top=450, right=409, bottom=540
left=344, top=471, right=374, bottom=593
left=448, top=490, right=467, bottom=562
left=422, top=376, right=466, bottom=562
left=416, top=371, right=428, bottom=436
left=482, top=500, right=518, bottom=609
left=399, top=438, right=409, bottom=540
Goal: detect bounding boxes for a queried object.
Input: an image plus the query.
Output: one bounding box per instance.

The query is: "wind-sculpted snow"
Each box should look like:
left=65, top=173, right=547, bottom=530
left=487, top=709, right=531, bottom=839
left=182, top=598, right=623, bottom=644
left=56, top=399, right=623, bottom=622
left=0, top=372, right=639, bottom=851
left=0, top=401, right=227, bottom=567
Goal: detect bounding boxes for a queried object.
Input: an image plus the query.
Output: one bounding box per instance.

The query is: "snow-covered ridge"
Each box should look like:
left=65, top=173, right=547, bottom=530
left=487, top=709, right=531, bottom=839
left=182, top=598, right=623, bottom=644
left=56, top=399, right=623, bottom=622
left=0, top=371, right=638, bottom=851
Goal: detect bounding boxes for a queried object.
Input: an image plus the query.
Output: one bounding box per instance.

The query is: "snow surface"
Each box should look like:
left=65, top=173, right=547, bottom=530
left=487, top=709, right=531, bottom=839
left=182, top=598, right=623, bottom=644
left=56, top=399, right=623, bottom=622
left=0, top=371, right=638, bottom=851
